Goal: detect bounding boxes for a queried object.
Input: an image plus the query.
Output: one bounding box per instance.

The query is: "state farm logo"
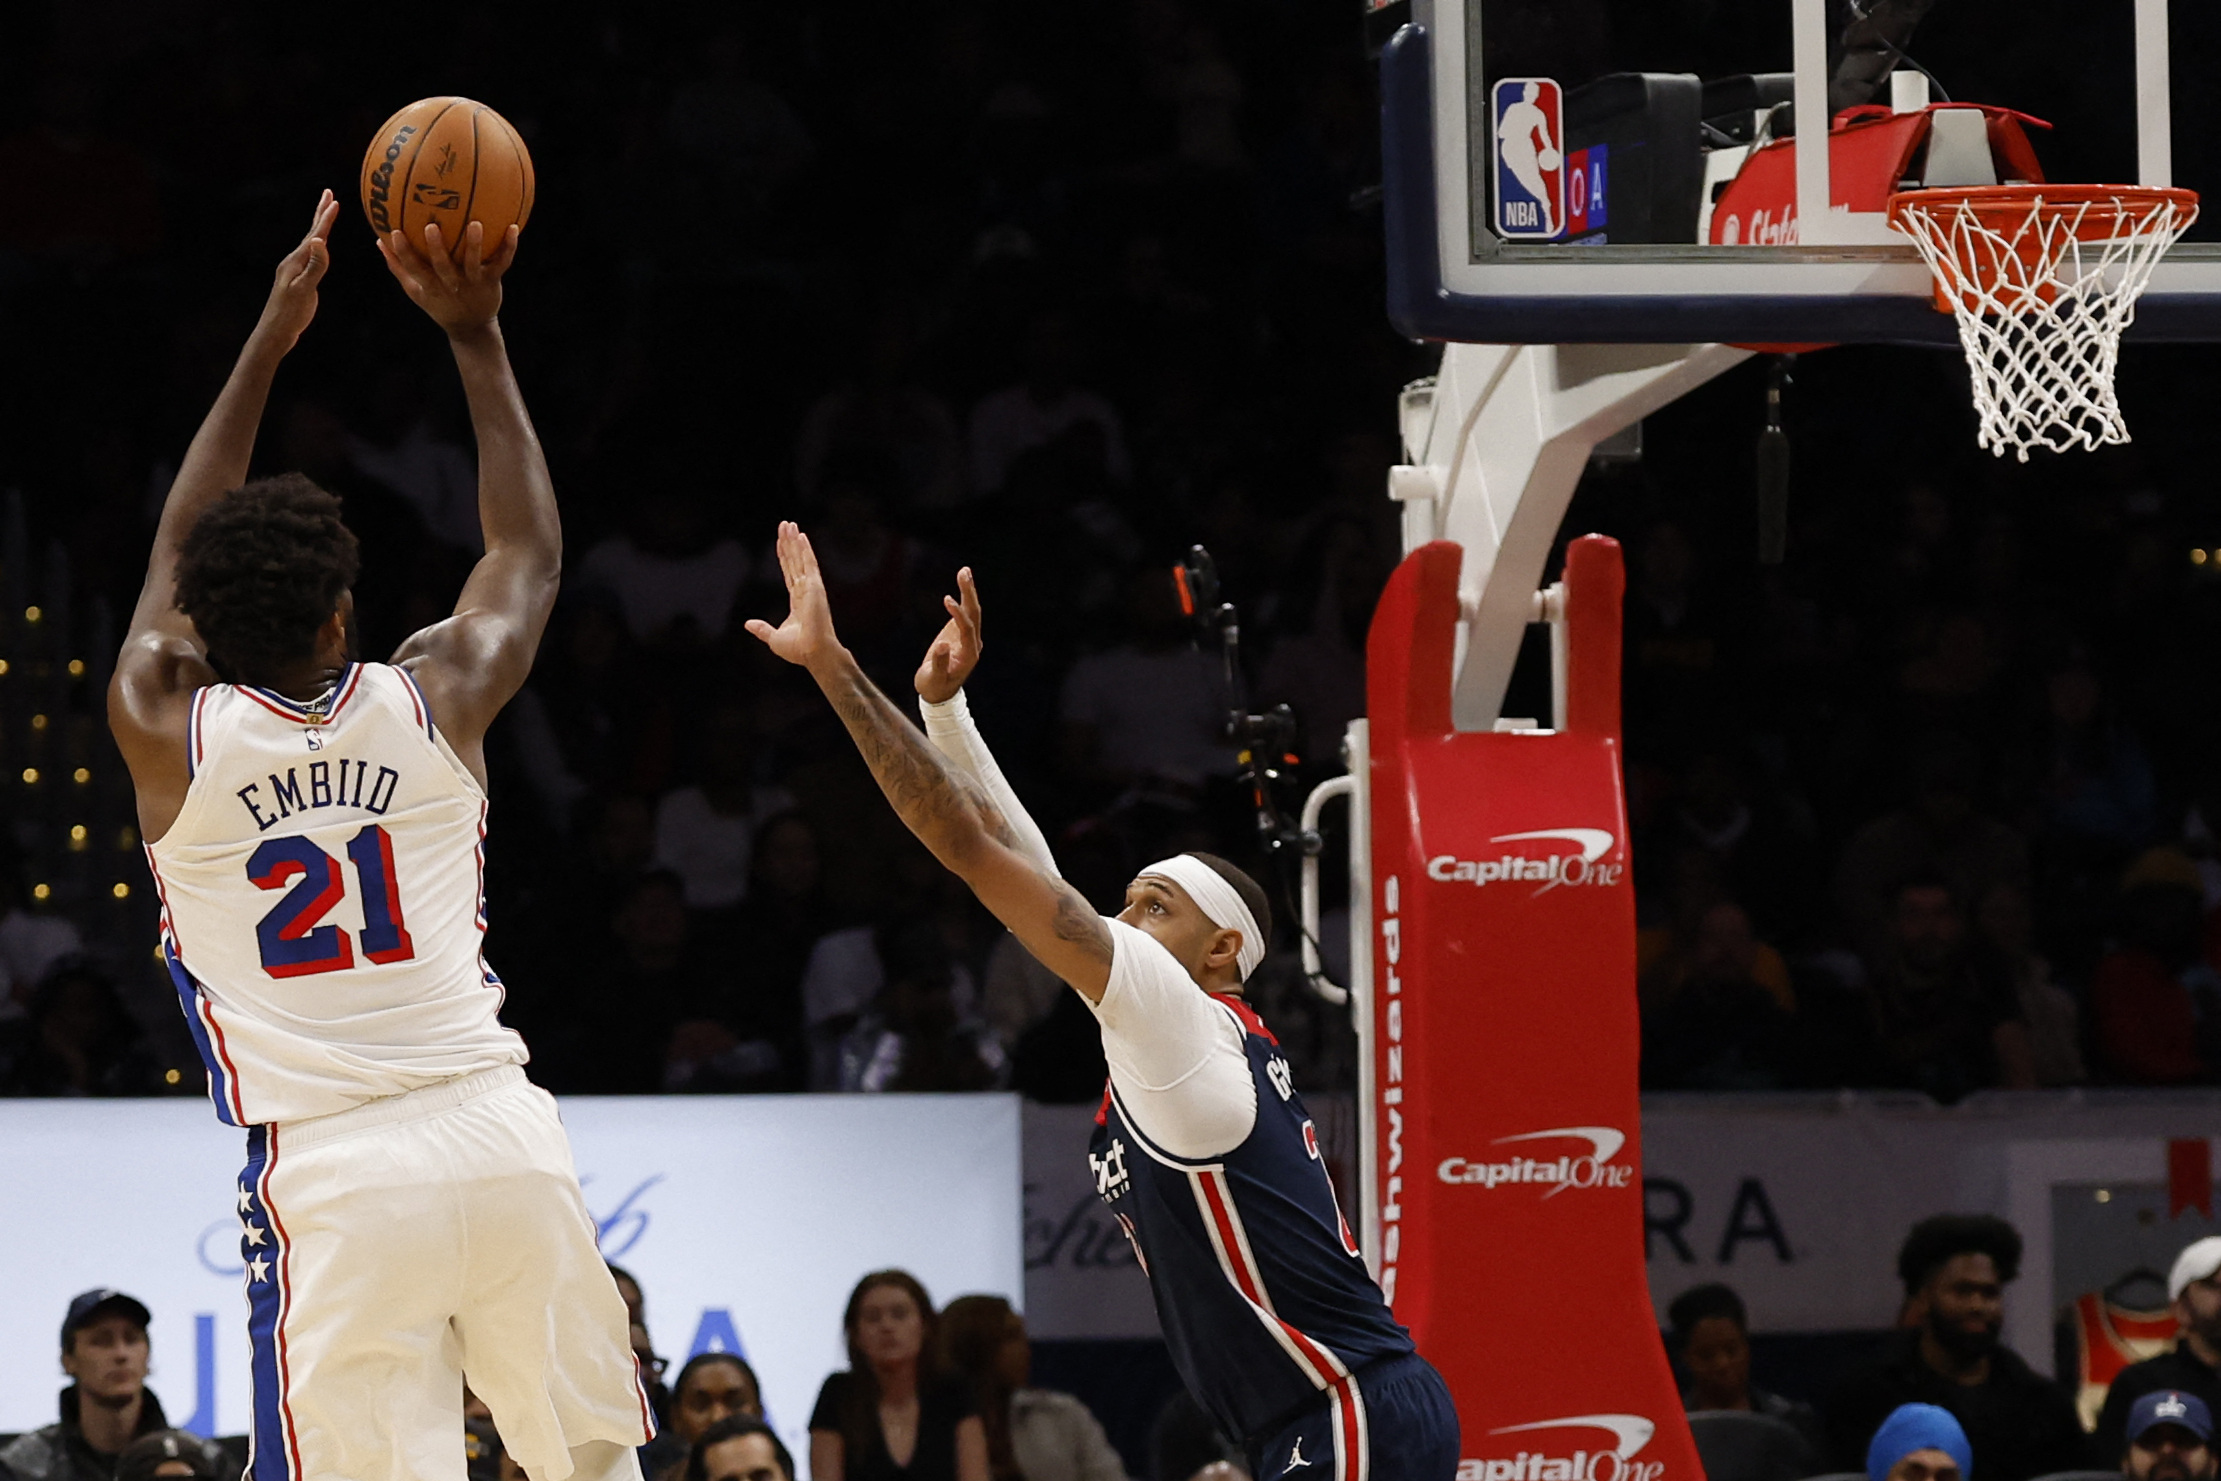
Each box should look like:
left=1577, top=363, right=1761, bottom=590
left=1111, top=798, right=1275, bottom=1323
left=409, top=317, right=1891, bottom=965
left=1438, top=1127, right=1635, bottom=1196
left=1458, top=1413, right=1661, bottom=1481
left=1427, top=829, right=1623, bottom=896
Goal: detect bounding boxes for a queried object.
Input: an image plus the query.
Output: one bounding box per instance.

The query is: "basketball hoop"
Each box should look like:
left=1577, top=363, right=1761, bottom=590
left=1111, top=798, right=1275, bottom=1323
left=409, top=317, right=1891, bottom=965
left=1886, top=185, right=2198, bottom=460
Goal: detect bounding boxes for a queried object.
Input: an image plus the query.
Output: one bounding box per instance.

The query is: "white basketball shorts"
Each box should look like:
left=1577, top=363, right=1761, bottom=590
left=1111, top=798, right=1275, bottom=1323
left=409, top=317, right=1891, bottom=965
left=234, top=1065, right=654, bottom=1481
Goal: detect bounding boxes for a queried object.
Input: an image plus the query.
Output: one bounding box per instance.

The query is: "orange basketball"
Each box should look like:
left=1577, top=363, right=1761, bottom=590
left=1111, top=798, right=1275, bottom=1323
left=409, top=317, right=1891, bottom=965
left=359, top=97, right=535, bottom=262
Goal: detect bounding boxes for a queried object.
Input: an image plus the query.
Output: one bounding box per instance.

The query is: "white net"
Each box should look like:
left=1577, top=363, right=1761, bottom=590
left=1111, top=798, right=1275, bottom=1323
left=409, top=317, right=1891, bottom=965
left=1888, top=187, right=2198, bottom=461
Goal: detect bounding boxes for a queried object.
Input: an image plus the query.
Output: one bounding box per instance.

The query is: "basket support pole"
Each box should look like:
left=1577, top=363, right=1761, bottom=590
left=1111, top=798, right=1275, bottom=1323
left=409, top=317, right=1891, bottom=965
left=1793, top=0, right=1832, bottom=239
left=2137, top=0, right=2172, bottom=187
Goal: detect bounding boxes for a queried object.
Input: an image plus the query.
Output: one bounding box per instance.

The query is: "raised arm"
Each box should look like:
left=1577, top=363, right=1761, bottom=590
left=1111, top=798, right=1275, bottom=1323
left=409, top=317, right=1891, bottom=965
left=378, top=221, right=550, bottom=784
left=747, top=523, right=1114, bottom=999
left=108, top=193, right=339, bottom=823
left=913, top=566, right=1062, bottom=878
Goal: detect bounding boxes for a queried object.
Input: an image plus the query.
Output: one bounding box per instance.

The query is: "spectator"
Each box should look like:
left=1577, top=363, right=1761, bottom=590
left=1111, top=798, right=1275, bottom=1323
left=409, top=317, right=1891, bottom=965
left=1825, top=1215, right=2085, bottom=1481
left=686, top=1416, right=796, bottom=1481
left=666, top=811, right=832, bottom=1093
left=1856, top=876, right=2035, bottom=1100
left=2, top=1290, right=171, bottom=1481
left=809, top=1270, right=988, bottom=1481
left=1835, top=736, right=2030, bottom=950
left=980, top=930, right=1065, bottom=1059
left=2018, top=650, right=2156, bottom=856
left=607, top=1264, right=671, bottom=1427
left=522, top=594, right=650, bottom=809
left=835, top=920, right=1005, bottom=1093
left=2095, top=1238, right=2221, bottom=1464
left=549, top=871, right=715, bottom=1092
left=652, top=701, right=795, bottom=911
left=643, top=1354, right=765, bottom=1481
left=1621, top=517, right=1736, bottom=752
left=1008, top=986, right=1112, bottom=1105
left=1647, top=751, right=1825, bottom=944
left=0, top=868, right=84, bottom=1019
left=1255, top=515, right=1384, bottom=765
left=2091, top=850, right=2219, bottom=1084
left=345, top=366, right=482, bottom=555
left=1, top=963, right=162, bottom=1097
left=112, top=1431, right=222, bottom=1481
left=1865, top=1404, right=1974, bottom=1481
left=802, top=856, right=983, bottom=1090
left=938, top=1294, right=1131, bottom=1481
left=968, top=310, right=1129, bottom=499
left=2117, top=1392, right=2216, bottom=1481
left=805, top=466, right=929, bottom=663
left=466, top=1414, right=509, bottom=1481
left=1059, top=569, right=1230, bottom=795
left=1147, top=1392, right=1241, bottom=1481
left=0, top=71, right=162, bottom=262
left=792, top=311, right=964, bottom=511
left=578, top=491, right=752, bottom=648
left=1667, top=1283, right=1823, bottom=1451
left=1973, top=883, right=2086, bottom=1086
left=662, top=27, right=817, bottom=222
left=1639, top=898, right=1802, bottom=1090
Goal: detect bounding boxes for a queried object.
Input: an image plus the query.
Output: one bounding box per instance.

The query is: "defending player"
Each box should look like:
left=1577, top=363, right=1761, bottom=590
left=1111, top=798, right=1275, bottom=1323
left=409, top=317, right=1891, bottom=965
left=106, top=194, right=651, bottom=1481
left=748, top=526, right=1459, bottom=1480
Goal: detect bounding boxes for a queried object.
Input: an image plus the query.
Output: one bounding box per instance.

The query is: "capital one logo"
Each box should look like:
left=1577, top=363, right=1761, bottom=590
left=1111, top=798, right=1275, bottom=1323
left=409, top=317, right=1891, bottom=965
left=1427, top=829, right=1622, bottom=896
left=1458, top=1413, right=1662, bottom=1481
left=1438, top=1126, right=1635, bottom=1197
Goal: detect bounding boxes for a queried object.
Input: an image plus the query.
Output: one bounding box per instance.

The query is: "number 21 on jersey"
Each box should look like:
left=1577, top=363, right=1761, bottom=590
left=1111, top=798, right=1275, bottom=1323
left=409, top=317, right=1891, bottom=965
left=248, top=823, right=416, bottom=977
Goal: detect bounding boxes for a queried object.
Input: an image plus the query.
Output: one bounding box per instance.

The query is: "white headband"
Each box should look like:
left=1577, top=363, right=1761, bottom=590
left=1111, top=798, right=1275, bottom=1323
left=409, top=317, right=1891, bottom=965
left=1140, top=855, right=1264, bottom=981
left=2172, top=1235, right=2221, bottom=1302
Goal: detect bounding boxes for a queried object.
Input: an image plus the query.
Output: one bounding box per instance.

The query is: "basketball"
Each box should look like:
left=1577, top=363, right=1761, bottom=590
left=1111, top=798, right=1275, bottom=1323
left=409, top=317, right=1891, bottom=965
left=1538, top=147, right=1562, bottom=170
left=359, top=97, right=535, bottom=261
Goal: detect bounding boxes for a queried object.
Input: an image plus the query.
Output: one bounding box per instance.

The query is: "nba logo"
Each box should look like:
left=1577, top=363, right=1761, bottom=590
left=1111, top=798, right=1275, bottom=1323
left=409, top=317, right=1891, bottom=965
left=1492, top=77, right=1565, bottom=240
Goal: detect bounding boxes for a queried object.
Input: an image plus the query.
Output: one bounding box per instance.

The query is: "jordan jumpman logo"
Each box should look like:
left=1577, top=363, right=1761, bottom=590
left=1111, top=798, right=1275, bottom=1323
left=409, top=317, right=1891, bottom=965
left=1283, top=1437, right=1310, bottom=1474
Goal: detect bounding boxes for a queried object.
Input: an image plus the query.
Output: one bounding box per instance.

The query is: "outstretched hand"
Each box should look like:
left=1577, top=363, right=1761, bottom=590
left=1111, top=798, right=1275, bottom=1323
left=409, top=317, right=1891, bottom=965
left=253, top=191, right=340, bottom=354
left=745, top=522, right=845, bottom=671
left=377, top=219, right=519, bottom=336
left=915, top=567, right=983, bottom=705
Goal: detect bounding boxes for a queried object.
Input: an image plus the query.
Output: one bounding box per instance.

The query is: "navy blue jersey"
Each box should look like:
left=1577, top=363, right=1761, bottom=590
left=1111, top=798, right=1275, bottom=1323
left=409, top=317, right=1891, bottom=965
left=1090, top=996, right=1414, bottom=1444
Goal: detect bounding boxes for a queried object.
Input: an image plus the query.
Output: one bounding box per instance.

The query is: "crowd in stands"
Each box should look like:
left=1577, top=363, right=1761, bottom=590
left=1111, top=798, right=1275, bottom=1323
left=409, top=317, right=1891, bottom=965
left=3, top=3, right=2221, bottom=1104
left=11, top=1220, right=2220, bottom=1481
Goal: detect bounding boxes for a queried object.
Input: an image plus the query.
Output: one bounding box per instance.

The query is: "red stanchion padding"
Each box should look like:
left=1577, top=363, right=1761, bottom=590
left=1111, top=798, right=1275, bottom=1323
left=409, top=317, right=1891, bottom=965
left=1562, top=534, right=1624, bottom=740
left=1366, top=537, right=1697, bottom=1481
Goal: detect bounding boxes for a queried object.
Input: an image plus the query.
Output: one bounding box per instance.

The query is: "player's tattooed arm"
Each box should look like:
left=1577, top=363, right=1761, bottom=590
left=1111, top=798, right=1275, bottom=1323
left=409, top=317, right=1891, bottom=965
left=818, top=655, right=1024, bottom=854
left=749, top=522, right=1115, bottom=995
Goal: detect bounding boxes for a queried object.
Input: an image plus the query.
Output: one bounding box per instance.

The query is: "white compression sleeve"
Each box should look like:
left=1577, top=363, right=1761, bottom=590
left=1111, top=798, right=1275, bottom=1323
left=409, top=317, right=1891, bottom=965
left=920, top=689, right=1061, bottom=878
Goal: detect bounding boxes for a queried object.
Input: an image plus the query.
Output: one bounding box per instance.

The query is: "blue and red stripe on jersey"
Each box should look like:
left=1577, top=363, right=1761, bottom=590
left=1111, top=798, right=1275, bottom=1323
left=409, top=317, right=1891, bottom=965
left=1089, top=999, right=1412, bottom=1448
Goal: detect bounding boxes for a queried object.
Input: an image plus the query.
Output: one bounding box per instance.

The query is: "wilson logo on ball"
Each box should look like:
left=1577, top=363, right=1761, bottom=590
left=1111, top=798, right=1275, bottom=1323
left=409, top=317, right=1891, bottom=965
left=363, top=126, right=418, bottom=235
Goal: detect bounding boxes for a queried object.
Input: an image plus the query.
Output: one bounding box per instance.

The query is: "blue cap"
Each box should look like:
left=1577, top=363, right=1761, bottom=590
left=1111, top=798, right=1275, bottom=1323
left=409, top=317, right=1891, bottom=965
left=1867, top=1403, right=1974, bottom=1481
left=60, top=1288, right=150, bottom=1351
left=2128, top=1390, right=2214, bottom=1445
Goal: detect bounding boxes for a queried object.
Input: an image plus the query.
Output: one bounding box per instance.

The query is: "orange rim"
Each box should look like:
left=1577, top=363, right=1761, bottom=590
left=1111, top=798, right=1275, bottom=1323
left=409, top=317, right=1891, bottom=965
left=1887, top=183, right=2199, bottom=238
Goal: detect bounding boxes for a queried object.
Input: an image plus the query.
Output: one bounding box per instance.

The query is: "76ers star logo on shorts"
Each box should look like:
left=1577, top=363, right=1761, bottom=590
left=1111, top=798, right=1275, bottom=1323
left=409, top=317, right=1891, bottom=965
left=1492, top=77, right=1565, bottom=240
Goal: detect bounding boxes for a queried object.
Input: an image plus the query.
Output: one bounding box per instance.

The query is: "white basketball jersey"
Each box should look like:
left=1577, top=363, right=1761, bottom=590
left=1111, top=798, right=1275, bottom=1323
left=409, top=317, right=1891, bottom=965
left=146, top=662, right=526, bottom=1125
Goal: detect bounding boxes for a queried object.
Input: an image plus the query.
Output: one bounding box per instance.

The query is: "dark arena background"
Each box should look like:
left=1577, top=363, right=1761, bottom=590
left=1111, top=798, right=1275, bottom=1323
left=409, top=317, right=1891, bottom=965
left=2, top=3, right=2219, bottom=1481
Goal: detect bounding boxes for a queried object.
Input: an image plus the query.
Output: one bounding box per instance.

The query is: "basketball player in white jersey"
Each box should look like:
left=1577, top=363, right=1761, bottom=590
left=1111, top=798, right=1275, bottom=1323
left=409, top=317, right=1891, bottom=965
left=107, top=193, right=651, bottom=1481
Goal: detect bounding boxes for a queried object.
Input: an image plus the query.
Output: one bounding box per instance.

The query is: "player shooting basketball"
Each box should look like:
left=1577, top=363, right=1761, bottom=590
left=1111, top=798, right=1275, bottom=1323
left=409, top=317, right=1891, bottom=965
left=107, top=195, right=652, bottom=1481
left=750, top=525, right=1459, bottom=1480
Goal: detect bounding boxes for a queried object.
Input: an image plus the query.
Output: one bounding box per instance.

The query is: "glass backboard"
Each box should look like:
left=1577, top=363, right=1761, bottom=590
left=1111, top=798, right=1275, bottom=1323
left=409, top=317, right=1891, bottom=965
left=1380, top=0, right=2221, bottom=344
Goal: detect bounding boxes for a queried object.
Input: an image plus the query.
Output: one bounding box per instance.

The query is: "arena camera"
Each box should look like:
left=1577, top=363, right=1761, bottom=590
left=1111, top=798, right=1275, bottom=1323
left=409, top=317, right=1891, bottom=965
left=1172, top=545, right=1319, bottom=868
